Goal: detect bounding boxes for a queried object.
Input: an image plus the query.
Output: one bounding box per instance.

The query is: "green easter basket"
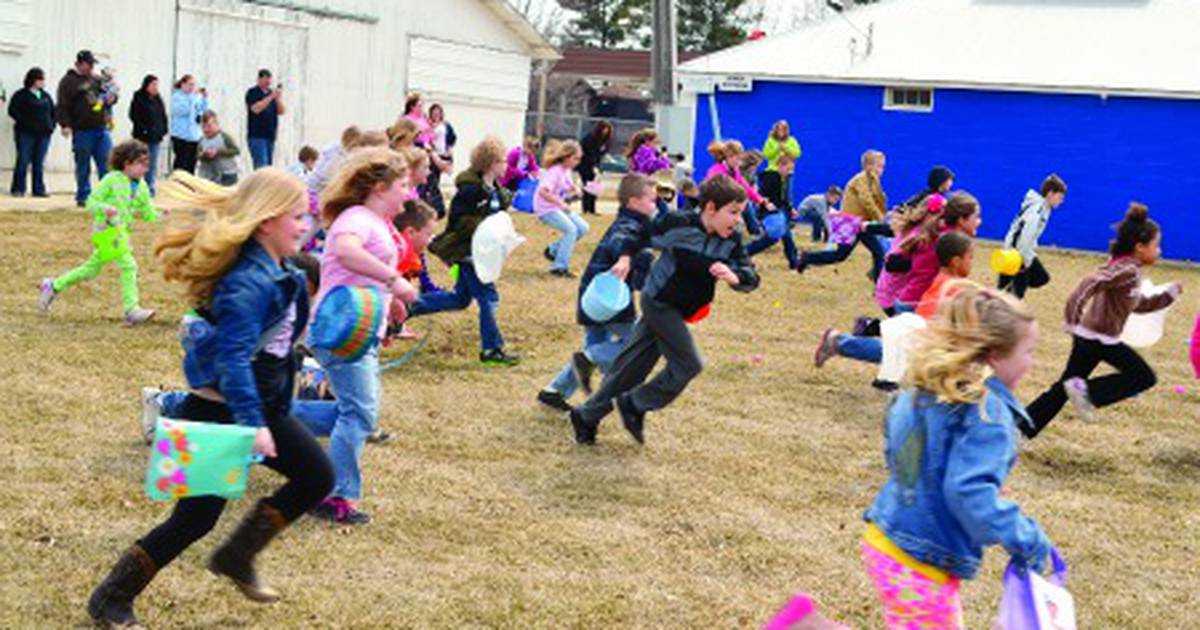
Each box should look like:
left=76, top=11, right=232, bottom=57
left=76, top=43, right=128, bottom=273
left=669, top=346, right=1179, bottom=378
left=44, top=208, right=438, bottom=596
left=91, top=226, right=132, bottom=263
left=144, top=418, right=259, bottom=501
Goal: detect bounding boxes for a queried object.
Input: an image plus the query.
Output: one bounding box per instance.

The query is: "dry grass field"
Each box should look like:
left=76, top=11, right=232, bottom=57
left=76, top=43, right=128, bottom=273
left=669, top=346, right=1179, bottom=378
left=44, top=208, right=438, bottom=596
left=2, top=203, right=1198, bottom=628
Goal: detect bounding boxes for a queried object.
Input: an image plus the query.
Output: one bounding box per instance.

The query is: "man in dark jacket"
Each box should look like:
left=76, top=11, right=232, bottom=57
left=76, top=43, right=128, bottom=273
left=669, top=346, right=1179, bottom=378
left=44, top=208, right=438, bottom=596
left=537, top=173, right=658, bottom=412
left=56, top=50, right=115, bottom=206
left=415, top=137, right=520, bottom=366
left=8, top=66, right=55, bottom=196
left=570, top=174, right=760, bottom=445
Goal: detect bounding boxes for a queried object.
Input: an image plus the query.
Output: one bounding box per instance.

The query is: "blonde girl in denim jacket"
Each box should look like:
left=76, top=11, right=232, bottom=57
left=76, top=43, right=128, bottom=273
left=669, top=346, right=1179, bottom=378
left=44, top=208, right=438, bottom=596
left=862, top=283, right=1054, bottom=629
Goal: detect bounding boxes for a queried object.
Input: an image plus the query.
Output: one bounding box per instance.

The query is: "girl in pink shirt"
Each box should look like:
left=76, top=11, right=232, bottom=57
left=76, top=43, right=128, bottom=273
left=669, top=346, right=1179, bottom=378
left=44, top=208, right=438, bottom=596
left=536, top=140, right=589, bottom=276
left=310, top=147, right=417, bottom=525
left=705, top=139, right=774, bottom=212
left=895, top=194, right=981, bottom=308
left=874, top=194, right=946, bottom=314
left=402, top=93, right=433, bottom=146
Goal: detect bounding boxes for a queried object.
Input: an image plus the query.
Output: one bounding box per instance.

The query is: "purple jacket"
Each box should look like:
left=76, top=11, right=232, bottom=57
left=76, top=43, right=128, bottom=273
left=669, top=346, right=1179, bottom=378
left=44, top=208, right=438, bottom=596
left=630, top=144, right=671, bottom=175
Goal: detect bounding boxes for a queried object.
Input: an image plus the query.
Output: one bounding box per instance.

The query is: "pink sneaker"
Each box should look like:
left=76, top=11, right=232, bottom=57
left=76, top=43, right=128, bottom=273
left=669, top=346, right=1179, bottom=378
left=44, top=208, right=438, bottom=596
left=1064, top=377, right=1096, bottom=422
left=762, top=593, right=852, bottom=630
left=814, top=328, right=841, bottom=368
left=123, top=308, right=156, bottom=327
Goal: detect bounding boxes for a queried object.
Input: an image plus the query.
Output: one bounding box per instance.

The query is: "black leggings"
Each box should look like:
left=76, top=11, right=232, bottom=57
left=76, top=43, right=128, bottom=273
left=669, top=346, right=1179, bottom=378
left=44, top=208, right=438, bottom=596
left=138, top=395, right=333, bottom=568
left=579, top=168, right=597, bottom=214
left=171, top=137, right=199, bottom=174
left=1023, top=335, right=1156, bottom=438
left=998, top=257, right=1050, bottom=299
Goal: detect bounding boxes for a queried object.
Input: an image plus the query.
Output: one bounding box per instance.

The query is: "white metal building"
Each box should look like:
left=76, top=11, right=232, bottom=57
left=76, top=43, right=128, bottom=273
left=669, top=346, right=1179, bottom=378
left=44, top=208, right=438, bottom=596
left=0, top=0, right=558, bottom=187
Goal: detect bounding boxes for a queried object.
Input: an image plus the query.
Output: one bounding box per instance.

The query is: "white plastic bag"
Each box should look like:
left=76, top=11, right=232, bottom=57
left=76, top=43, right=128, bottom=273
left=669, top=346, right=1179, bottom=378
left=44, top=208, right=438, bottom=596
left=471, top=212, right=525, bottom=284
left=878, top=313, right=926, bottom=383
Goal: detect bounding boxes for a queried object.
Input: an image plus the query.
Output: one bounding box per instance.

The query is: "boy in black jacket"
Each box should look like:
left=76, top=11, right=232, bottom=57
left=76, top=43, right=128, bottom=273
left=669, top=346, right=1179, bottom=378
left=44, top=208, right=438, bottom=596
left=745, top=151, right=800, bottom=268
left=570, top=174, right=760, bottom=445
left=538, top=173, right=659, bottom=412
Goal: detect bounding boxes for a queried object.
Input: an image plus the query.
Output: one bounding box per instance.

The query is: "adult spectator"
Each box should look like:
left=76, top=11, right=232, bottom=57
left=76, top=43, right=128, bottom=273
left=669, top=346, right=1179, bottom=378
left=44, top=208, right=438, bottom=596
left=56, top=50, right=115, bottom=206
left=129, top=74, right=167, bottom=194
left=8, top=66, right=55, bottom=197
left=576, top=120, right=612, bottom=215
left=169, top=74, right=207, bottom=173
left=761, top=119, right=801, bottom=201
left=245, top=68, right=285, bottom=168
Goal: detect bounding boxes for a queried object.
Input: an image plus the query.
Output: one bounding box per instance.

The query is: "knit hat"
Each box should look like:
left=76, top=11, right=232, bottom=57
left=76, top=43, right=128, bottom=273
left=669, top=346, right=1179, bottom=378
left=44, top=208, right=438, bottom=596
left=927, top=166, right=955, bottom=192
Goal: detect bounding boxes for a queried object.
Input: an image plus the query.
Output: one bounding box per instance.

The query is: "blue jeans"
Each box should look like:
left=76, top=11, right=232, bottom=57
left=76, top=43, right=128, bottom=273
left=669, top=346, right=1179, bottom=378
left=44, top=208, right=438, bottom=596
left=248, top=137, right=274, bottom=169
left=159, top=390, right=336, bottom=437
left=746, top=223, right=799, bottom=269
left=11, top=131, right=50, bottom=195
left=71, top=128, right=112, bottom=203
left=145, top=141, right=161, bottom=195
left=743, top=203, right=763, bottom=234
left=409, top=261, right=503, bottom=351
left=837, top=334, right=882, bottom=363
left=541, top=210, right=590, bottom=271
left=894, top=302, right=916, bottom=315
left=548, top=321, right=635, bottom=399
left=794, top=207, right=830, bottom=242
left=312, top=345, right=380, bottom=501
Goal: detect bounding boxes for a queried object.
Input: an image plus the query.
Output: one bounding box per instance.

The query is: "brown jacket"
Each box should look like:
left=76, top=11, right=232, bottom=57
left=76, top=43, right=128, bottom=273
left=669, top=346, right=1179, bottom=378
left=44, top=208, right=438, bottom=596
left=1065, top=257, right=1178, bottom=340
left=843, top=170, right=887, bottom=221
left=55, top=69, right=108, bottom=130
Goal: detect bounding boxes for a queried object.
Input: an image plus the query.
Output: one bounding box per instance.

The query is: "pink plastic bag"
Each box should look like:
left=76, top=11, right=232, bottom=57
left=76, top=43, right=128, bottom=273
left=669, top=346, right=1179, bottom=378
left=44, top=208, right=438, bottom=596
left=995, top=548, right=1076, bottom=630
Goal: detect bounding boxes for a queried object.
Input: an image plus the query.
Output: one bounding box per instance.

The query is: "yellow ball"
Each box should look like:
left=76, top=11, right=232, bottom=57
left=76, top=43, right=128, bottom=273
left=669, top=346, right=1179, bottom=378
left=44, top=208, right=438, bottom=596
left=990, top=249, right=1023, bottom=276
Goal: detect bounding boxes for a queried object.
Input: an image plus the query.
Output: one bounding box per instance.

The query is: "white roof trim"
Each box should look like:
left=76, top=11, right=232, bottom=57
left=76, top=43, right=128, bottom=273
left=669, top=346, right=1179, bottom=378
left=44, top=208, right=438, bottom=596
left=479, top=0, right=561, bottom=61
left=679, top=0, right=1200, bottom=99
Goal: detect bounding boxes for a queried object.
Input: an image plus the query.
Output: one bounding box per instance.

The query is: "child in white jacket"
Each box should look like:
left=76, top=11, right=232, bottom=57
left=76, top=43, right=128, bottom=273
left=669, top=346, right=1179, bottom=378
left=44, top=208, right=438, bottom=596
left=998, top=174, right=1067, bottom=298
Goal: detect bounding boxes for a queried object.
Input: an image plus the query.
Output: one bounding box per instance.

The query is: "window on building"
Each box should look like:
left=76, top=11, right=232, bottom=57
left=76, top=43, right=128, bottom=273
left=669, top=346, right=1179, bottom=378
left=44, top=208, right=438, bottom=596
left=884, top=87, right=934, bottom=112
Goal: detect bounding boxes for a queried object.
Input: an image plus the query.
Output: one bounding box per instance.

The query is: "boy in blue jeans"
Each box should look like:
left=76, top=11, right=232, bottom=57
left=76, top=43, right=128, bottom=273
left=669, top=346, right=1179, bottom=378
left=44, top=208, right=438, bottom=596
left=415, top=136, right=519, bottom=366
left=538, top=173, right=658, bottom=412
left=570, top=174, right=760, bottom=445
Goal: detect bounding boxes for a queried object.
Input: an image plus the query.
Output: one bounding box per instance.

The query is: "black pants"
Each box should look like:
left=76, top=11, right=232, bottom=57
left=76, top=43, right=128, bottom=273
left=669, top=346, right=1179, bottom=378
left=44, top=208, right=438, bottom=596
left=1023, top=335, right=1156, bottom=438
left=579, top=168, right=597, bottom=214
left=998, top=258, right=1050, bottom=299
left=576, top=295, right=703, bottom=423
left=171, top=137, right=199, bottom=174
left=138, top=394, right=333, bottom=568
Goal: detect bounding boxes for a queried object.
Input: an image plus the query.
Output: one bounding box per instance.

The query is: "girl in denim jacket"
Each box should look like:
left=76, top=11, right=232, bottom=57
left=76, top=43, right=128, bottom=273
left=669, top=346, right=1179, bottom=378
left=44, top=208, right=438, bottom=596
left=862, top=283, right=1053, bottom=629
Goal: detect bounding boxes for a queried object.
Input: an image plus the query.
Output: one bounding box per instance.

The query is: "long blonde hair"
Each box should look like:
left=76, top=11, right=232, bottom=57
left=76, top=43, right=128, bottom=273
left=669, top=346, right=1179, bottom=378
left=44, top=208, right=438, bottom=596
left=154, top=169, right=306, bottom=306
left=320, top=146, right=408, bottom=225
left=542, top=139, right=581, bottom=168
left=908, top=282, right=1034, bottom=403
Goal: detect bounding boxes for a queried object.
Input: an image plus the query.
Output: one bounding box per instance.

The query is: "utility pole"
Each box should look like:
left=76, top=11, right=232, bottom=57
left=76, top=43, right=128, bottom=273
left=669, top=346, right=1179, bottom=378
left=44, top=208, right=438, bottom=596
left=651, top=0, right=677, bottom=106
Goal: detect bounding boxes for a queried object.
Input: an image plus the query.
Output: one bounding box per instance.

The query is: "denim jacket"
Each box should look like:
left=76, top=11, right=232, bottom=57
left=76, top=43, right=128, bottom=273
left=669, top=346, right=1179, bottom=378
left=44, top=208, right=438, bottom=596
left=181, top=240, right=309, bottom=427
left=864, top=376, right=1051, bottom=579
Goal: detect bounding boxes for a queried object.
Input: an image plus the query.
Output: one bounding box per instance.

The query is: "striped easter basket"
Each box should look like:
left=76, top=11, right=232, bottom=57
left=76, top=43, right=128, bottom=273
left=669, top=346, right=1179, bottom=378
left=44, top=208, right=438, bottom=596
left=310, top=285, right=385, bottom=362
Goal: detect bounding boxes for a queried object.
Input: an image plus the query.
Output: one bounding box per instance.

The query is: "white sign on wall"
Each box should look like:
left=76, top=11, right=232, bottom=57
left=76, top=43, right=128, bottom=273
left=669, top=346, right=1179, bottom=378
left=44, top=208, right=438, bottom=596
left=717, top=75, right=753, bottom=92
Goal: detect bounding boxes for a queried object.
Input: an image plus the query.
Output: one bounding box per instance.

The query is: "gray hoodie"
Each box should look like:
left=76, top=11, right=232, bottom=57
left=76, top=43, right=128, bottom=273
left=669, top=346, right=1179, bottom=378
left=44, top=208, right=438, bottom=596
left=1003, top=189, right=1051, bottom=266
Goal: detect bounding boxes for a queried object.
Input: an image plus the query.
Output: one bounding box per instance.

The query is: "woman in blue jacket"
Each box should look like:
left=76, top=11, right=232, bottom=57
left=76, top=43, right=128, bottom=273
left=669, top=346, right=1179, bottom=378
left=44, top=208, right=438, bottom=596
left=862, top=282, right=1053, bottom=628
left=169, top=74, right=208, bottom=173
left=87, top=169, right=333, bottom=629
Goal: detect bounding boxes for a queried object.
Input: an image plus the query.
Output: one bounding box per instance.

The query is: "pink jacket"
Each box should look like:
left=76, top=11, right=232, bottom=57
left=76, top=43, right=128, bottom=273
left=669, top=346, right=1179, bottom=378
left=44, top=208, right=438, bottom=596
left=1191, top=314, right=1200, bottom=378
left=874, top=229, right=917, bottom=309
left=705, top=162, right=765, bottom=205
left=501, top=147, right=539, bottom=188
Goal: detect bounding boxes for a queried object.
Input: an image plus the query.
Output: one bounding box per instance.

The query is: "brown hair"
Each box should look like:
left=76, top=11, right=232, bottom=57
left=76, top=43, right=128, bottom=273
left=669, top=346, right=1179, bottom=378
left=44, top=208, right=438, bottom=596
left=348, top=130, right=388, bottom=150
left=1041, top=173, right=1067, bottom=197
left=319, top=147, right=408, bottom=225
left=699, top=173, right=747, bottom=209
left=625, top=128, right=659, bottom=159
left=909, top=282, right=1034, bottom=403
left=399, top=146, right=429, bottom=172
left=470, top=136, right=507, bottom=174
left=340, top=125, right=363, bottom=149
left=770, top=119, right=790, bottom=140
left=404, top=92, right=422, bottom=115
left=298, top=145, right=319, bottom=163
left=706, top=139, right=745, bottom=162
left=617, top=173, right=654, bottom=206
left=826, top=184, right=843, bottom=197
left=935, top=231, right=974, bottom=267
left=109, top=139, right=149, bottom=170
left=1110, top=202, right=1159, bottom=257
left=200, top=110, right=218, bottom=124
left=387, top=118, right=420, bottom=149
left=395, top=199, right=437, bottom=232
left=173, top=74, right=193, bottom=89
left=679, top=178, right=699, bottom=196
left=543, top=139, right=582, bottom=168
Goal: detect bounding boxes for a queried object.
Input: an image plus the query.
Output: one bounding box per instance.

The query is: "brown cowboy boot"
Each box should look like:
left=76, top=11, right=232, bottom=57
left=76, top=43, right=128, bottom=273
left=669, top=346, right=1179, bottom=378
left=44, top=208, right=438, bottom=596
left=207, top=500, right=288, bottom=603
left=87, top=544, right=158, bottom=629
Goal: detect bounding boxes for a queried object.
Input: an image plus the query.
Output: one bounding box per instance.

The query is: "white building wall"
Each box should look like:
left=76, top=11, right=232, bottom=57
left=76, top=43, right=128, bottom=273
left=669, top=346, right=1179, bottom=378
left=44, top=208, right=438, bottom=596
left=0, top=0, right=538, bottom=189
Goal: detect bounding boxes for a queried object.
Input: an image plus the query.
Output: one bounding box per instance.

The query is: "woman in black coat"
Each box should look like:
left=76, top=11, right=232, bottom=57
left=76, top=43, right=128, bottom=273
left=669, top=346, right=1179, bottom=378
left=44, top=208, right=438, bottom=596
left=576, top=120, right=612, bottom=214
left=8, top=67, right=55, bottom=197
left=129, top=74, right=168, bottom=194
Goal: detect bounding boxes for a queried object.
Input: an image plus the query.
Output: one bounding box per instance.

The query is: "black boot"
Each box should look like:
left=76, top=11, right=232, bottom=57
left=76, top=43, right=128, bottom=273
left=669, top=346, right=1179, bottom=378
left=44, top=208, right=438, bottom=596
left=208, top=500, right=288, bottom=603
left=87, top=544, right=157, bottom=629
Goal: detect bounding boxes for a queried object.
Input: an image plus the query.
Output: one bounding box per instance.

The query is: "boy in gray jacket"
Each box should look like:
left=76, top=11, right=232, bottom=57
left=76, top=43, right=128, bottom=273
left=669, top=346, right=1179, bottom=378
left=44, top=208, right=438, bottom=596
left=569, top=174, right=759, bottom=446
left=197, top=110, right=241, bottom=185
left=999, top=174, right=1067, bottom=298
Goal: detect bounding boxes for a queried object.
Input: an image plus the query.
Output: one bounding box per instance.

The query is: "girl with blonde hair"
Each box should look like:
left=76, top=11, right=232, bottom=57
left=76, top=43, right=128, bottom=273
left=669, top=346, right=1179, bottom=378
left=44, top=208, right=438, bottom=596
left=87, top=168, right=335, bottom=628
left=705, top=139, right=773, bottom=214
left=862, top=282, right=1054, bottom=628
left=311, top=147, right=417, bottom=525
left=535, top=139, right=589, bottom=276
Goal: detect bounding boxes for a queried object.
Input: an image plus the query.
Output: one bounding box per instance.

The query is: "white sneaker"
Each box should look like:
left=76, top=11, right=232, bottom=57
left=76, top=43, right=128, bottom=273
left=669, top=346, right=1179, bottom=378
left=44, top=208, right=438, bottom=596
left=124, top=308, right=156, bottom=327
left=38, top=278, right=56, bottom=313
left=1064, top=377, right=1096, bottom=422
left=140, top=387, right=161, bottom=444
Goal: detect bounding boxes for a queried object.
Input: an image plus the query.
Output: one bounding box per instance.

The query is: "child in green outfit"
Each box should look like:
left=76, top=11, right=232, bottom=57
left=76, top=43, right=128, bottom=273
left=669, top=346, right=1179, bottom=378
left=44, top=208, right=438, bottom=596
left=39, top=139, right=159, bottom=325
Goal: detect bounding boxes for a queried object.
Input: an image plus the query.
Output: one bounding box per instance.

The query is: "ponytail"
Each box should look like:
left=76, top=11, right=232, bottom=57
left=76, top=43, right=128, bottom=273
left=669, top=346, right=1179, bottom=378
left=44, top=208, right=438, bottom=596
left=1109, top=202, right=1159, bottom=257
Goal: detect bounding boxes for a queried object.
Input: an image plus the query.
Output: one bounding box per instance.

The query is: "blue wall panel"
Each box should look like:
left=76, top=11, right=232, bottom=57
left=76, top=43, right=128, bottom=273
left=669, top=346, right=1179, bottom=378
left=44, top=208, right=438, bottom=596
left=692, top=81, right=1200, bottom=261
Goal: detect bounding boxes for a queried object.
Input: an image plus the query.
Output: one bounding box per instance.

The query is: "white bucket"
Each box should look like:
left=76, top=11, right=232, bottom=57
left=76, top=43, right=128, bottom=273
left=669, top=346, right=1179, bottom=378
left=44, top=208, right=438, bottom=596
left=1120, top=279, right=1172, bottom=348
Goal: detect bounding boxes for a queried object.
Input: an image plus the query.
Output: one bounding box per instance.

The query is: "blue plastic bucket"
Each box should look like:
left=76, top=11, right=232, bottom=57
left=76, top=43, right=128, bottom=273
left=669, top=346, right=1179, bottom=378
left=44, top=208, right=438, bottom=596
left=580, top=272, right=631, bottom=322
left=512, top=177, right=537, bottom=213
left=762, top=211, right=787, bottom=240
